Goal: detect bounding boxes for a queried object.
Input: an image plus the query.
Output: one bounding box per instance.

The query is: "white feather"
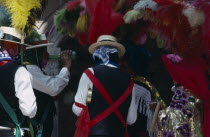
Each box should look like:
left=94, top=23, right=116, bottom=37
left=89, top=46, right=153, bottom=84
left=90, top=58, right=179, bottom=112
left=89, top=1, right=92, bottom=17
left=182, top=6, right=205, bottom=27
left=123, top=10, right=141, bottom=24
left=134, top=0, right=158, bottom=11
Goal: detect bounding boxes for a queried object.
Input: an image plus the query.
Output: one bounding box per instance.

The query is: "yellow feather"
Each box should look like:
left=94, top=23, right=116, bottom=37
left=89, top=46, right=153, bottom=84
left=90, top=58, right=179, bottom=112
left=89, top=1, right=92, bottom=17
left=5, top=0, right=41, bottom=33
left=0, top=0, right=6, bottom=4
left=76, top=13, right=89, bottom=32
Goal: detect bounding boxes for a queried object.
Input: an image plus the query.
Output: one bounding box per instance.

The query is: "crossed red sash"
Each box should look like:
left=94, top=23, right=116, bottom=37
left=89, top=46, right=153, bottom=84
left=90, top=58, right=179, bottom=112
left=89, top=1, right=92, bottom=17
left=73, top=69, right=134, bottom=137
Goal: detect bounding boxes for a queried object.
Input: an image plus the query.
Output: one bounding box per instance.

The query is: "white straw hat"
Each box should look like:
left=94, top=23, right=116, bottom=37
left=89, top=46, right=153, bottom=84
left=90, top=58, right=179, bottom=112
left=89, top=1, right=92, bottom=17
left=0, top=26, right=52, bottom=49
left=88, top=35, right=125, bottom=57
left=26, top=34, right=53, bottom=50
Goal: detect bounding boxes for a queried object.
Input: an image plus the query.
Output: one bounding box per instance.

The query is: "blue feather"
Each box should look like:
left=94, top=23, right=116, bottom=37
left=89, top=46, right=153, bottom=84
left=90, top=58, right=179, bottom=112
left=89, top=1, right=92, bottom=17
left=0, top=5, right=11, bottom=26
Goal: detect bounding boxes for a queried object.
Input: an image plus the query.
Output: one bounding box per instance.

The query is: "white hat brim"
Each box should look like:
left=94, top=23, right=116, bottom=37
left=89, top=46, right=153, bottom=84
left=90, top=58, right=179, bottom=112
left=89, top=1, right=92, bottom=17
left=0, top=39, right=31, bottom=47
left=89, top=41, right=125, bottom=57
left=26, top=43, right=53, bottom=50
left=0, top=39, right=52, bottom=50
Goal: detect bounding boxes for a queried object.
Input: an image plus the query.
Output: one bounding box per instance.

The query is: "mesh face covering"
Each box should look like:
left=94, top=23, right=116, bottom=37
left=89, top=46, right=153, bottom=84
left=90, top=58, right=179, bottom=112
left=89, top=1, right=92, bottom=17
left=24, top=47, right=46, bottom=67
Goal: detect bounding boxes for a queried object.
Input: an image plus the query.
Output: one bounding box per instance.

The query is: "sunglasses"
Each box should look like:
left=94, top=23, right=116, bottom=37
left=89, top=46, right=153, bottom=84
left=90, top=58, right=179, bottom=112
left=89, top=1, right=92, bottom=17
left=0, top=41, right=26, bottom=57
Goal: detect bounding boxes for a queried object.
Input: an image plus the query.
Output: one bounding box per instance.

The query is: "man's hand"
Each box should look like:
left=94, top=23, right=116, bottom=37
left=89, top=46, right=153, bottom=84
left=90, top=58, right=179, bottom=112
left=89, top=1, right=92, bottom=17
left=61, top=50, right=72, bottom=71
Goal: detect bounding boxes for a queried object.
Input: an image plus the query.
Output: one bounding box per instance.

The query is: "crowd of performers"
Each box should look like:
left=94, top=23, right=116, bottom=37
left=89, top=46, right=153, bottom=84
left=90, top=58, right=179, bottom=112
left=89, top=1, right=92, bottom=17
left=0, top=0, right=209, bottom=137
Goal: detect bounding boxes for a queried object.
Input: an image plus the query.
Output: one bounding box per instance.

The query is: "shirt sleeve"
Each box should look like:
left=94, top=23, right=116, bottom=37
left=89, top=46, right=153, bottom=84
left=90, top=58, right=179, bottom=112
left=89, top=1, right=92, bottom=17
left=126, top=83, right=152, bottom=125
left=14, top=67, right=37, bottom=118
left=27, top=65, right=70, bottom=96
left=72, top=68, right=93, bottom=116
left=126, top=84, right=138, bottom=125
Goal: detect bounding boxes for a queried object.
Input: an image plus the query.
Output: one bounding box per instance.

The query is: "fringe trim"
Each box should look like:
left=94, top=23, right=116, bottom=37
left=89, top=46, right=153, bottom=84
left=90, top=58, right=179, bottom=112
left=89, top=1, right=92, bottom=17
left=135, top=85, right=157, bottom=137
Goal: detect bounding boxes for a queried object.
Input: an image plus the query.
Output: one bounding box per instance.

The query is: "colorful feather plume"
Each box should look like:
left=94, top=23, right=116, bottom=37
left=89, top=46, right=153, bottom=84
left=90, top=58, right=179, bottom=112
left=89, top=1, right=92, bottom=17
left=88, top=0, right=124, bottom=44
left=54, top=7, right=82, bottom=36
left=131, top=0, right=206, bottom=57
left=4, top=0, right=43, bottom=35
left=156, top=3, right=203, bottom=57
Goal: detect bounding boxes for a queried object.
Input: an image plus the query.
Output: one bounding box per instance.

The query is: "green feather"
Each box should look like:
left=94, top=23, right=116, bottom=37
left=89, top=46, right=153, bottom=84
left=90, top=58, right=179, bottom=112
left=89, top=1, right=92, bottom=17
left=54, top=7, right=82, bottom=34
left=25, top=29, right=42, bottom=44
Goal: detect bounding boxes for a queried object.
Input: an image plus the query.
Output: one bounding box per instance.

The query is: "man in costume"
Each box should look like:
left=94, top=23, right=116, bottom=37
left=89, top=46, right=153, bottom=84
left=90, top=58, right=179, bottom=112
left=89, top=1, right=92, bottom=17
left=23, top=38, right=72, bottom=137
left=0, top=27, right=37, bottom=137
left=72, top=35, right=137, bottom=137
left=120, top=43, right=166, bottom=137
left=158, top=54, right=205, bottom=137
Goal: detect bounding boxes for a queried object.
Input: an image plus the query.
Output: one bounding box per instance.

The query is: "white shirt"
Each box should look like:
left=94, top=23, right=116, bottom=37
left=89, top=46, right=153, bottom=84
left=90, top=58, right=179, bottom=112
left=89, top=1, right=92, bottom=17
left=26, top=65, right=70, bottom=96
left=14, top=66, right=37, bottom=118
left=72, top=64, right=144, bottom=125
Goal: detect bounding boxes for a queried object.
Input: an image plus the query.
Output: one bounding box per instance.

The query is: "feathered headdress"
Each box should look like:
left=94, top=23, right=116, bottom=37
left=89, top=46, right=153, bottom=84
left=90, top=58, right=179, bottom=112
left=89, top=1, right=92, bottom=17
left=124, top=0, right=206, bottom=57
left=54, top=7, right=82, bottom=36
left=54, top=0, right=128, bottom=46
left=3, top=0, right=46, bottom=36
left=54, top=0, right=91, bottom=45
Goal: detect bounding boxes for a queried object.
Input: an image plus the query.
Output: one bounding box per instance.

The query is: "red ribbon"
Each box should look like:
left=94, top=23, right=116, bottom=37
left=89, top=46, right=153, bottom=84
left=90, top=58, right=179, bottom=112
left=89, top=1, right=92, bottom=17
left=73, top=69, right=134, bottom=137
left=0, top=61, right=11, bottom=67
left=73, top=102, right=90, bottom=137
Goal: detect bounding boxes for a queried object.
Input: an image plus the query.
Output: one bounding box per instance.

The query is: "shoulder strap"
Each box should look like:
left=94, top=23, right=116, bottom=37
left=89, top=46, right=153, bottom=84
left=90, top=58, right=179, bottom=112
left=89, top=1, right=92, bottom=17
left=30, top=102, right=52, bottom=137
left=84, top=69, right=133, bottom=137
left=0, top=92, right=24, bottom=137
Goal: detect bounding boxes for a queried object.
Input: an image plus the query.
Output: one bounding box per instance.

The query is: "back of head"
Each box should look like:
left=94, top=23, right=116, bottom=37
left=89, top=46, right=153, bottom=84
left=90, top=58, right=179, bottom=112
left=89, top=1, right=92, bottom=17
left=123, top=44, right=151, bottom=77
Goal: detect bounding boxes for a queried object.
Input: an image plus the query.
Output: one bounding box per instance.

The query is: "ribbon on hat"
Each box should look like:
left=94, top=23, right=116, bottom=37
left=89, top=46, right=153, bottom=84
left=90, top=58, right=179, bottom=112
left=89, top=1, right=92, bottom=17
left=0, top=51, right=13, bottom=61
left=92, top=46, right=118, bottom=65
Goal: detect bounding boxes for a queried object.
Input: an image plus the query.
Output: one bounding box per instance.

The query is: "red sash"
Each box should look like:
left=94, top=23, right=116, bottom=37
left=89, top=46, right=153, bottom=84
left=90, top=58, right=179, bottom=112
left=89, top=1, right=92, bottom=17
left=73, top=69, right=134, bottom=137
left=0, top=61, right=11, bottom=67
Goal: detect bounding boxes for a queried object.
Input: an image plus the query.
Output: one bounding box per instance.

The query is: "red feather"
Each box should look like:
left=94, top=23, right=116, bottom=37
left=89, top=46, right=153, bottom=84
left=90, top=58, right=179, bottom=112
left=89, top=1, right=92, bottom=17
left=196, top=3, right=210, bottom=54
left=88, top=0, right=124, bottom=44
left=85, top=0, right=100, bottom=16
left=66, top=0, right=81, bottom=11
left=125, top=0, right=139, bottom=7
left=77, top=33, right=88, bottom=46
left=85, top=0, right=115, bottom=16
left=150, top=3, right=203, bottom=57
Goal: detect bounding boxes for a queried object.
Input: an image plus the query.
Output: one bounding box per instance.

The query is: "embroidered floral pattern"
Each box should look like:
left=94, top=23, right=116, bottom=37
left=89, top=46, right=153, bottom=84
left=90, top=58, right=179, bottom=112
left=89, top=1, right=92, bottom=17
left=182, top=108, right=193, bottom=118
left=161, top=115, right=168, bottom=126
left=170, top=88, right=189, bottom=110
left=177, top=124, right=191, bottom=137
left=163, top=131, right=175, bottom=137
